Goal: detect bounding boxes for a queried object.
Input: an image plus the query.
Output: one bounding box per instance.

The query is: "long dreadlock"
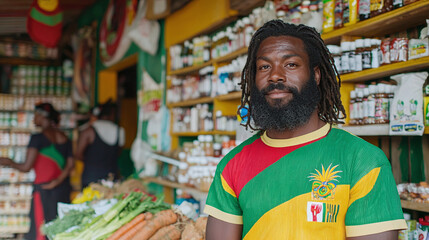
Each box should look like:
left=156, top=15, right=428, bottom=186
left=237, top=19, right=346, bottom=131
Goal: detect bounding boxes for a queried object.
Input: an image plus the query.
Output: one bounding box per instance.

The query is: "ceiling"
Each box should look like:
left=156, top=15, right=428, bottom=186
left=0, top=0, right=98, bottom=35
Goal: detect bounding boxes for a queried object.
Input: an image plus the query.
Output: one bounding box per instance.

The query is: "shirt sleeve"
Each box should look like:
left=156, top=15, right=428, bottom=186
left=204, top=164, right=243, bottom=225
left=27, top=134, right=42, bottom=150
left=345, top=161, right=407, bottom=237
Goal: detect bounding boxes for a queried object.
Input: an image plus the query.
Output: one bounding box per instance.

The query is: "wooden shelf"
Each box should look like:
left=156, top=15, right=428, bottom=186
left=171, top=130, right=236, bottom=137
left=169, top=61, right=213, bottom=76
left=143, top=177, right=208, bottom=201
left=0, top=57, right=59, bottom=66
left=341, top=56, right=429, bottom=82
left=167, top=96, right=213, bottom=108
left=0, top=209, right=30, bottom=215
left=322, top=0, right=429, bottom=44
left=401, top=200, right=429, bottom=213
left=215, top=91, right=241, bottom=101
left=167, top=92, right=242, bottom=108
left=213, top=47, right=248, bottom=64
left=0, top=196, right=31, bottom=201
left=168, top=47, right=248, bottom=76
left=0, top=226, right=30, bottom=234
left=336, top=124, right=390, bottom=136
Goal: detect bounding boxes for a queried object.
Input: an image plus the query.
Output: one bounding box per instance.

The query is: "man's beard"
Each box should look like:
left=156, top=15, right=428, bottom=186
left=250, top=74, right=320, bottom=131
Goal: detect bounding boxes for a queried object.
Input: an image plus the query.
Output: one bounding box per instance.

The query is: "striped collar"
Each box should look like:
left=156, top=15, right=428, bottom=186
left=261, top=123, right=331, bottom=147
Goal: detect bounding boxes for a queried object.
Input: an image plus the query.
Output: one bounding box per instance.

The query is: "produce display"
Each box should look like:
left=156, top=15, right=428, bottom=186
left=42, top=178, right=208, bottom=240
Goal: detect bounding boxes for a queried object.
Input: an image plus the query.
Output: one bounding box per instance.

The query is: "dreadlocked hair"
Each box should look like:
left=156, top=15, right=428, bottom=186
left=237, top=19, right=346, bottom=131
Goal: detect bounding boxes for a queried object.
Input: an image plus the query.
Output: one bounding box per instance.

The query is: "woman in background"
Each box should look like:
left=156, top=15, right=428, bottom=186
left=0, top=103, right=74, bottom=240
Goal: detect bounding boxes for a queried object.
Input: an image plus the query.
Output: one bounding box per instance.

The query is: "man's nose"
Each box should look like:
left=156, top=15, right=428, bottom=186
left=269, top=65, right=285, bottom=83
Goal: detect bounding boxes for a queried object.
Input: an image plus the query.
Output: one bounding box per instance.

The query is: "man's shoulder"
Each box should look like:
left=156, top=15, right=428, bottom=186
left=328, top=127, right=389, bottom=165
left=216, top=133, right=261, bottom=170
left=328, top=127, right=381, bottom=150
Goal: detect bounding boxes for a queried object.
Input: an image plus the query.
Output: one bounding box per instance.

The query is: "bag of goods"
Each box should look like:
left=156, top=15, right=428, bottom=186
left=389, top=72, right=427, bottom=135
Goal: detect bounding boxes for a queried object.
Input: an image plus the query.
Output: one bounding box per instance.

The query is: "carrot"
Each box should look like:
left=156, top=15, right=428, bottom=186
left=149, top=225, right=182, bottom=240
left=130, top=210, right=178, bottom=240
left=106, top=213, right=146, bottom=240
left=117, top=220, right=148, bottom=240
left=181, top=222, right=203, bottom=240
left=144, top=212, right=153, bottom=220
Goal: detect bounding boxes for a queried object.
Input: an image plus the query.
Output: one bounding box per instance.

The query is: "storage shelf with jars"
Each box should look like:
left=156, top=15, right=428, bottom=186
left=321, top=0, right=429, bottom=45
left=0, top=56, right=74, bottom=236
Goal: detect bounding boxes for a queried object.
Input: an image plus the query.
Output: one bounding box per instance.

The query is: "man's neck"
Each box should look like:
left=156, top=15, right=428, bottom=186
left=265, top=111, right=326, bottom=139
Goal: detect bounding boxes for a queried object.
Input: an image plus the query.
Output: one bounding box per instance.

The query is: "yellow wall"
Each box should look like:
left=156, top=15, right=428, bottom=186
left=165, top=0, right=237, bottom=47
left=98, top=71, right=117, bottom=103
left=120, top=98, right=137, bottom=148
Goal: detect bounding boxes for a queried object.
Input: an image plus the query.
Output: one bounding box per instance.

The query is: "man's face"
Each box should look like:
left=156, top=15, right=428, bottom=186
left=250, top=36, right=321, bottom=131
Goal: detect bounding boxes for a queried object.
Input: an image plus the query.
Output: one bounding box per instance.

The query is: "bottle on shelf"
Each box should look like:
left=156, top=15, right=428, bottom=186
left=354, top=39, right=364, bottom=72
left=374, top=83, right=390, bottom=124
left=362, top=87, right=370, bottom=124
left=340, top=42, right=350, bottom=74
left=366, top=84, right=377, bottom=124
left=362, top=39, right=372, bottom=70
left=355, top=89, right=364, bottom=125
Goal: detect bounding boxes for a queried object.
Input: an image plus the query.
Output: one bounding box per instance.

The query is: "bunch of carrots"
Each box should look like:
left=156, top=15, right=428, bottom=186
left=106, top=209, right=181, bottom=240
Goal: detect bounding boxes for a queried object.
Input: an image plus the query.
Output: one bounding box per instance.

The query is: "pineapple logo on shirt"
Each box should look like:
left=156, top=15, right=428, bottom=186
left=308, top=164, right=342, bottom=200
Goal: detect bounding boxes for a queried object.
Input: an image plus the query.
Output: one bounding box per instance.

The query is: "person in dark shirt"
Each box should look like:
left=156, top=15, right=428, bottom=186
left=76, top=100, right=125, bottom=188
left=0, top=103, right=74, bottom=240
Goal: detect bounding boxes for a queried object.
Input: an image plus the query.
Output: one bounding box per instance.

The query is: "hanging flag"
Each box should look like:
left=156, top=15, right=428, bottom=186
left=99, top=0, right=138, bottom=66
left=27, top=0, right=63, bottom=47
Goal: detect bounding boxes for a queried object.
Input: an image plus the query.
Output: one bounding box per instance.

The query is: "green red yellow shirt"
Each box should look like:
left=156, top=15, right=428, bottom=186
left=204, top=124, right=407, bottom=239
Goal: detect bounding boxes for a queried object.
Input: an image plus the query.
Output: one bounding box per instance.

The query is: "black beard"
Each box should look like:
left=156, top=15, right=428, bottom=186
left=250, top=75, right=320, bottom=131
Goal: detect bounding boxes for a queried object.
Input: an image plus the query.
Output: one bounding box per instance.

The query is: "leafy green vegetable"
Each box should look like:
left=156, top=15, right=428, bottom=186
left=42, top=208, right=95, bottom=239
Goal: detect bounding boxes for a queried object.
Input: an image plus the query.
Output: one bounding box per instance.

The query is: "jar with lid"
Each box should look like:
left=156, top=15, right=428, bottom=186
left=362, top=39, right=372, bottom=69
left=348, top=41, right=356, bottom=72
left=340, top=42, right=350, bottom=74
left=370, top=39, right=381, bottom=69
left=374, top=83, right=390, bottom=124
left=354, top=39, right=363, bottom=72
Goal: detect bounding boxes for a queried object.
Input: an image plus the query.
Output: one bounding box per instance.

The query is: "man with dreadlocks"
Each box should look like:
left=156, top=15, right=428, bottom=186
left=204, top=20, right=406, bottom=240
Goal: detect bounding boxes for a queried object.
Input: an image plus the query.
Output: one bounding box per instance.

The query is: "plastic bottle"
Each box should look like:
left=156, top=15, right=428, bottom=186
left=392, top=0, right=403, bottom=9
left=374, top=84, right=389, bottom=124
left=362, top=87, right=369, bottom=125
left=340, top=42, right=350, bottom=74
left=348, top=41, right=356, bottom=72
left=362, top=39, right=372, bottom=69
left=359, top=0, right=371, bottom=20
left=371, top=39, right=381, bottom=69
left=356, top=89, right=364, bottom=125
left=366, top=84, right=377, bottom=124
left=354, top=39, right=363, bottom=72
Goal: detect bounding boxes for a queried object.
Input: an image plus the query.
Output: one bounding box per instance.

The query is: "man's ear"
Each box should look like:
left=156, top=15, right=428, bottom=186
left=313, top=66, right=321, bottom=85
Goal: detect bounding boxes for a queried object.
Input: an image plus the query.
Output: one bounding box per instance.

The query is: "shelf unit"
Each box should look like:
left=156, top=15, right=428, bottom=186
left=0, top=226, right=30, bottom=234
left=341, top=56, right=429, bottom=83
left=167, top=91, right=241, bottom=108
left=321, top=0, right=429, bottom=44
left=163, top=1, right=429, bottom=209
left=0, top=57, right=59, bottom=66
left=0, top=196, right=32, bottom=201
left=168, top=47, right=248, bottom=76
left=143, top=177, right=208, bottom=201
left=401, top=200, right=429, bottom=213
left=336, top=124, right=390, bottom=136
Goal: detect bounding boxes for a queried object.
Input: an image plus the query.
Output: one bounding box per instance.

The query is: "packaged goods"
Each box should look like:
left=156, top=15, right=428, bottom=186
left=408, top=39, right=429, bottom=60
left=389, top=72, right=427, bottom=135
left=323, top=0, right=335, bottom=33
left=390, top=38, right=408, bottom=63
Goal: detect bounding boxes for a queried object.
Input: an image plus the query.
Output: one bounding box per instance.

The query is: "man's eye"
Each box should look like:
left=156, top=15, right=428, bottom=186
left=258, top=65, right=270, bottom=70
left=286, top=63, right=297, bottom=68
